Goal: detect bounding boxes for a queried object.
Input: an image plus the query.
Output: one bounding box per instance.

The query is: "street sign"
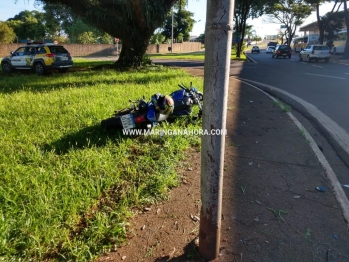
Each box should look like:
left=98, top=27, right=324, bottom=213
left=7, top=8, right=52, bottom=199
left=233, top=32, right=241, bottom=38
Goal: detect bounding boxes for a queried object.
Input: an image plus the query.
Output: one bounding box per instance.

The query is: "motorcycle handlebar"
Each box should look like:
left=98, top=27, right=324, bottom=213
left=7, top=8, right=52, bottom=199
left=178, top=84, right=187, bottom=90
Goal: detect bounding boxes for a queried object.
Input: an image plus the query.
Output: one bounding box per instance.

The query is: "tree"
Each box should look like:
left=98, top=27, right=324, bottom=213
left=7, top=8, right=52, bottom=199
left=321, top=11, right=345, bottom=44
left=150, top=32, right=166, bottom=44
left=234, top=0, right=276, bottom=57
left=305, top=0, right=328, bottom=44
left=42, top=3, right=71, bottom=37
left=98, top=32, right=113, bottom=44
left=0, top=22, right=16, bottom=43
left=78, top=31, right=97, bottom=44
left=305, top=0, right=343, bottom=45
left=7, top=10, right=46, bottom=40
left=41, top=3, right=113, bottom=43
left=197, top=33, right=205, bottom=43
left=244, top=24, right=254, bottom=41
left=342, top=0, right=349, bottom=58
left=66, top=19, right=99, bottom=43
left=303, top=0, right=348, bottom=58
left=161, top=8, right=195, bottom=42
left=5, top=19, right=23, bottom=42
left=36, top=0, right=179, bottom=67
left=265, top=0, right=314, bottom=46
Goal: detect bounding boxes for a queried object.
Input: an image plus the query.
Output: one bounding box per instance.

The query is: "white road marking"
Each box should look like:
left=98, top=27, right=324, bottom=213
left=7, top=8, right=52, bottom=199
left=305, top=73, right=345, bottom=79
left=345, top=73, right=349, bottom=75
left=312, top=65, right=323, bottom=68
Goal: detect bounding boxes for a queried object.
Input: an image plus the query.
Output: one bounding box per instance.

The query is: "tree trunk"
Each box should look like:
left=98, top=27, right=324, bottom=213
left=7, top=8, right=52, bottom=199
left=316, top=4, right=325, bottom=45
left=236, top=41, right=241, bottom=58
left=234, top=0, right=251, bottom=58
left=115, top=34, right=151, bottom=67
left=342, top=0, right=349, bottom=59
left=287, top=28, right=291, bottom=45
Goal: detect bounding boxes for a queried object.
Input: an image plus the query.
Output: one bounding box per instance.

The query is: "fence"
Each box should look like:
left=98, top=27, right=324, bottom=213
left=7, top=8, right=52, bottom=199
left=0, top=42, right=202, bottom=57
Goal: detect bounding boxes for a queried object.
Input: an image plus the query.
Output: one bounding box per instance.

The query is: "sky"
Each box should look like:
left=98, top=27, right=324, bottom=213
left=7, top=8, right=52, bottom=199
left=0, top=0, right=341, bottom=37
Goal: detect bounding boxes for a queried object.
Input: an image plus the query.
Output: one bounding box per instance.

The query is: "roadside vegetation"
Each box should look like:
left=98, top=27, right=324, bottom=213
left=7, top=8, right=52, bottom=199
left=0, top=59, right=203, bottom=261
left=148, top=50, right=247, bottom=61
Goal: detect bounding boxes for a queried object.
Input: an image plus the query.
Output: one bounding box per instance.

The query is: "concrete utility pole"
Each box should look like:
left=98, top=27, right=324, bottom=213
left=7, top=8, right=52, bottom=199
left=199, top=0, right=234, bottom=260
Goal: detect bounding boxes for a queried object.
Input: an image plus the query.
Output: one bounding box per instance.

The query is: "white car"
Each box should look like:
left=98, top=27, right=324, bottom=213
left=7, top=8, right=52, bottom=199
left=299, top=45, right=331, bottom=63
left=331, top=45, right=344, bottom=55
left=266, top=46, right=275, bottom=54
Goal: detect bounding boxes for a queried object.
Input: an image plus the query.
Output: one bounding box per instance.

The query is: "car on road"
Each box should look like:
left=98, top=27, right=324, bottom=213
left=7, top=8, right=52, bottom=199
left=266, top=46, right=275, bottom=54
left=299, top=45, right=331, bottom=63
left=1, top=41, right=74, bottom=75
left=267, top=41, right=278, bottom=47
left=272, top=45, right=292, bottom=59
left=251, top=46, right=260, bottom=54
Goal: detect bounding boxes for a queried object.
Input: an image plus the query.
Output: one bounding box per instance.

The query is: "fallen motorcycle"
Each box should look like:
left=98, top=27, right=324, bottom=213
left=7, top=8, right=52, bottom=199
left=101, top=82, right=203, bottom=130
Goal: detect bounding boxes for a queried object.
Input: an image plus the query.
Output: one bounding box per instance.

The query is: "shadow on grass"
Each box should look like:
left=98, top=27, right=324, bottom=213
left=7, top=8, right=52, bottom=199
left=0, top=68, right=180, bottom=94
left=43, top=124, right=125, bottom=155
left=43, top=115, right=198, bottom=155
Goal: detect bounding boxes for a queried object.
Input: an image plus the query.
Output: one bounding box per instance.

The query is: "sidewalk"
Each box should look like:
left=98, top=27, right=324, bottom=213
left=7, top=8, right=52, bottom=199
left=332, top=54, right=349, bottom=65
left=96, top=68, right=349, bottom=261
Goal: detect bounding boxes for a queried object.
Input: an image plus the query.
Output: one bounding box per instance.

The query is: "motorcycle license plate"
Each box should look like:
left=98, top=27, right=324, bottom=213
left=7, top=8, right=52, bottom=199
left=120, top=114, right=136, bottom=129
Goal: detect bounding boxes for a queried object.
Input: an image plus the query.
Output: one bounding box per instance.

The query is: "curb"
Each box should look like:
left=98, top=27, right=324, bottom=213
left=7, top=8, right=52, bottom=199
left=243, top=52, right=257, bottom=63
left=333, top=60, right=349, bottom=66
left=238, top=78, right=349, bottom=170
left=233, top=77, right=349, bottom=230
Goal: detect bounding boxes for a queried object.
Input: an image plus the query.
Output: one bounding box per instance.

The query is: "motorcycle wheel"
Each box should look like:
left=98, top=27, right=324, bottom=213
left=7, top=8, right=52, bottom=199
left=101, top=117, right=123, bottom=129
left=101, top=110, right=149, bottom=130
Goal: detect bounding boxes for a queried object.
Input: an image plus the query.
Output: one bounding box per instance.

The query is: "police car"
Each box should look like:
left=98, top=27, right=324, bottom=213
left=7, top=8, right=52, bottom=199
left=1, top=41, right=74, bottom=75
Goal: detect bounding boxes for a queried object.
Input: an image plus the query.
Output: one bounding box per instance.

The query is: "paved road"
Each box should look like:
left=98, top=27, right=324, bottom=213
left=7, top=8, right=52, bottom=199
left=227, top=50, right=349, bottom=167
left=235, top=50, right=349, bottom=131
left=154, top=53, right=349, bottom=167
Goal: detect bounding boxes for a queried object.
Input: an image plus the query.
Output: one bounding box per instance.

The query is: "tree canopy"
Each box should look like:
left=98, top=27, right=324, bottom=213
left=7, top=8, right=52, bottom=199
left=234, top=0, right=277, bottom=57
left=35, top=0, right=178, bottom=67
left=0, top=22, right=16, bottom=43
left=161, top=9, right=195, bottom=42
left=265, top=0, right=314, bottom=45
left=7, top=10, right=46, bottom=41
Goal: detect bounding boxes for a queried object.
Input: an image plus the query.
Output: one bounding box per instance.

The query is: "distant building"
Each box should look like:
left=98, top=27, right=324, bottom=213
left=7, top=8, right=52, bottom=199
left=299, top=9, right=347, bottom=35
left=265, top=35, right=277, bottom=40
left=299, top=21, right=321, bottom=35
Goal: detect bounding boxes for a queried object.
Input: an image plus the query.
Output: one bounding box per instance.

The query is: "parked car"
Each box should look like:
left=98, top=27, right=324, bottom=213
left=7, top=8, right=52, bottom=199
left=251, top=46, right=260, bottom=53
left=1, top=41, right=74, bottom=75
left=299, top=45, right=331, bottom=63
left=272, top=45, right=292, bottom=59
left=266, top=46, right=275, bottom=54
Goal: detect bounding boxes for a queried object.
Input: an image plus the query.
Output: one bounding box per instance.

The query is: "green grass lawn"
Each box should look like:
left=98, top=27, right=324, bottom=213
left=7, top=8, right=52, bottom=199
left=148, top=49, right=246, bottom=61
left=0, top=60, right=203, bottom=261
